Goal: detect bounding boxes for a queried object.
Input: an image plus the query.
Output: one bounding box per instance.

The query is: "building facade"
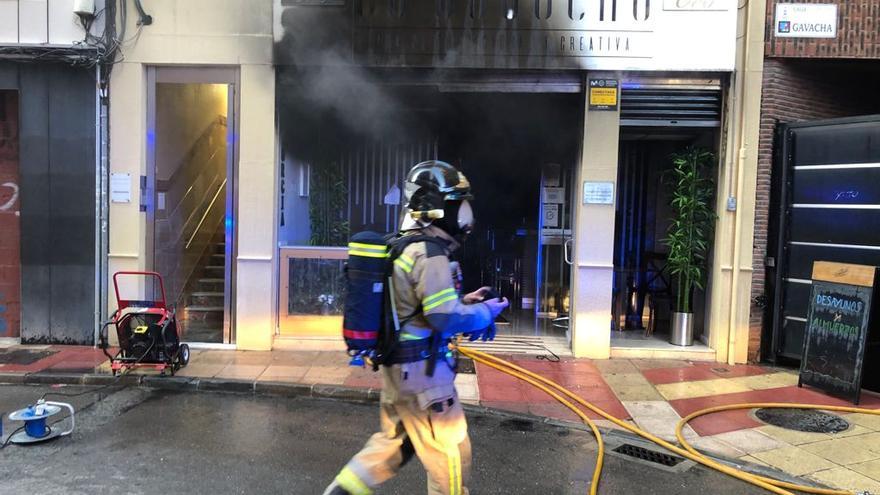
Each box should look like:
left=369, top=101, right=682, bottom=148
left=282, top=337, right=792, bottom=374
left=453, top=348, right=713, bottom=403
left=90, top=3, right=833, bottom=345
left=0, top=0, right=103, bottom=344
left=751, top=0, right=880, bottom=363
left=3, top=0, right=767, bottom=363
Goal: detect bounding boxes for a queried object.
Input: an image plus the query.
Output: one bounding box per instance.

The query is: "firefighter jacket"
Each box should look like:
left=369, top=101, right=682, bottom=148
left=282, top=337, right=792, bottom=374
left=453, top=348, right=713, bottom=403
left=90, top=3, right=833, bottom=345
left=381, top=226, right=492, bottom=409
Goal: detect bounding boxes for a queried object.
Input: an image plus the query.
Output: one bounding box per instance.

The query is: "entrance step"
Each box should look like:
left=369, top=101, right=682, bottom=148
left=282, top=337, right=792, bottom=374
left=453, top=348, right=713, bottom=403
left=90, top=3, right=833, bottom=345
left=197, top=278, right=224, bottom=291
left=184, top=306, right=224, bottom=324
left=203, top=265, right=225, bottom=277
left=461, top=335, right=572, bottom=357
left=190, top=292, right=224, bottom=306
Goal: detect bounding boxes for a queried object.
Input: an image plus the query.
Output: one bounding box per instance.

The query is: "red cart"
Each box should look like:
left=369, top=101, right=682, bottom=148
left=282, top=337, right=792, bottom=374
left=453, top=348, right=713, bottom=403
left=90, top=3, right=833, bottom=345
left=99, top=271, right=190, bottom=376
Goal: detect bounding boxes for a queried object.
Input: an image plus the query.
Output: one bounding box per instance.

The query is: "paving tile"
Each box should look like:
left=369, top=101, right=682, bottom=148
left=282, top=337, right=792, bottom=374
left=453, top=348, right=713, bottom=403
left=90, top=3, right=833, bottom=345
left=707, top=428, right=789, bottom=455
left=642, top=366, right=718, bottom=385
left=593, top=359, right=638, bottom=374
left=215, top=364, right=267, bottom=380
left=630, top=359, right=694, bottom=370
left=706, top=364, right=771, bottom=379
left=258, top=365, right=309, bottom=382
left=303, top=366, right=351, bottom=385
left=729, top=372, right=799, bottom=391
left=831, top=423, right=874, bottom=439
left=751, top=446, right=838, bottom=476
left=754, top=425, right=832, bottom=445
left=456, top=382, right=479, bottom=403
left=687, top=410, right=762, bottom=436
left=688, top=436, right=746, bottom=458
left=656, top=378, right=751, bottom=401
left=801, top=434, right=880, bottom=466
left=195, top=351, right=238, bottom=364
left=478, top=384, right=523, bottom=402
left=601, top=372, right=652, bottom=387
left=808, top=467, right=880, bottom=493
left=269, top=350, right=320, bottom=365
left=847, top=412, right=880, bottom=431
left=850, top=458, right=880, bottom=482
left=174, top=363, right=225, bottom=378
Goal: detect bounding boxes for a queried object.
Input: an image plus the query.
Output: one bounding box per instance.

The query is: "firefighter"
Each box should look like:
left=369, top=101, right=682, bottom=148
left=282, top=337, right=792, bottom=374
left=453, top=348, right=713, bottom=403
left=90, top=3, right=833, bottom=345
left=324, top=161, right=509, bottom=495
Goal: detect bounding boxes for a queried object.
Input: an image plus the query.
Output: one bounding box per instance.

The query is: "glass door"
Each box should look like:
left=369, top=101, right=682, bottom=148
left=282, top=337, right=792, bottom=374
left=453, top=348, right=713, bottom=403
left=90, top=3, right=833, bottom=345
left=147, top=68, right=237, bottom=344
left=536, top=163, right=574, bottom=337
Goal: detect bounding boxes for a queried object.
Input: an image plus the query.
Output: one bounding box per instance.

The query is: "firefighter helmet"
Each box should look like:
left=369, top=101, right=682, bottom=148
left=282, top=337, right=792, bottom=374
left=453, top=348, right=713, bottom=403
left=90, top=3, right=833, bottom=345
left=401, top=161, right=474, bottom=236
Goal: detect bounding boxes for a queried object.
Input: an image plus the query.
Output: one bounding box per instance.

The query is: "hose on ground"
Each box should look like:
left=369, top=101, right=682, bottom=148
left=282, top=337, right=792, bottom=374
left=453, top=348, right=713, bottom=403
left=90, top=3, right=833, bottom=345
left=458, top=346, right=880, bottom=495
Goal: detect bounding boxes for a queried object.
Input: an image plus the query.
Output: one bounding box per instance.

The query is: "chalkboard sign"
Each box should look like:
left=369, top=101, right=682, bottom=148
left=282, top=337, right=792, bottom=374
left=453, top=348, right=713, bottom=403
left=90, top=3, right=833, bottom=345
left=799, top=262, right=877, bottom=404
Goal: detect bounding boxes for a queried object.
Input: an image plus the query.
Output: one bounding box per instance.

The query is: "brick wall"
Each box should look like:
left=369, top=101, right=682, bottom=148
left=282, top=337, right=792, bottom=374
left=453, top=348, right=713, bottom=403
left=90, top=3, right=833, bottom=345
left=749, top=59, right=880, bottom=361
left=766, top=0, right=880, bottom=58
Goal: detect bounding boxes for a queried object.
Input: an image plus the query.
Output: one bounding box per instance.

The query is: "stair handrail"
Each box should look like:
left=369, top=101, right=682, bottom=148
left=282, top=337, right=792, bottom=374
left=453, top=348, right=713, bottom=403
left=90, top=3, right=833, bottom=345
left=186, top=178, right=227, bottom=250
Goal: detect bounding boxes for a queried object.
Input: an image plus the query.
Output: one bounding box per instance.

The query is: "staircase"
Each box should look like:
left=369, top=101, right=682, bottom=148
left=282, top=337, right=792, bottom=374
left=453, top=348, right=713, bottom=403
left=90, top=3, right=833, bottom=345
left=180, top=241, right=226, bottom=343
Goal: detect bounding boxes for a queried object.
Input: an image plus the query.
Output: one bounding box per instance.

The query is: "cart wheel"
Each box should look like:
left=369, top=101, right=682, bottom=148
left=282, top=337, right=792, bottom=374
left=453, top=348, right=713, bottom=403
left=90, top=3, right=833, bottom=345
left=178, top=344, right=191, bottom=367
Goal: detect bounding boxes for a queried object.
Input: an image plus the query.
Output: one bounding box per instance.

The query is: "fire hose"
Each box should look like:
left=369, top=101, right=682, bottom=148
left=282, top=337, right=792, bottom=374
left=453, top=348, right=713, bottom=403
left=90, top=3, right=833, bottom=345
left=457, top=346, right=880, bottom=495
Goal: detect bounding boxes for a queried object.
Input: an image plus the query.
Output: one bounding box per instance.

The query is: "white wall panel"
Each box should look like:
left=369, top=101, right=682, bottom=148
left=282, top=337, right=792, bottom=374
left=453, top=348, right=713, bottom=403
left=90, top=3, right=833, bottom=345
left=18, top=0, right=49, bottom=44
left=48, top=0, right=81, bottom=44
left=0, top=1, right=18, bottom=43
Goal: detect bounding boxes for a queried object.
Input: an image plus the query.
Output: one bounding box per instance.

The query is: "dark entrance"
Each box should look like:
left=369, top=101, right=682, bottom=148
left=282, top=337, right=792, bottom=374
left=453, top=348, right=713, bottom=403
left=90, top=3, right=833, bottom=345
left=276, top=69, right=582, bottom=337
left=766, top=115, right=880, bottom=363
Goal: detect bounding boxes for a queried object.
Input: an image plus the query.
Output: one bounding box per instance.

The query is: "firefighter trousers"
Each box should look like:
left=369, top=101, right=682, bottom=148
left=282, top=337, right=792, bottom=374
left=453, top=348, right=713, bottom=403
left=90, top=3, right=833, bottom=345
left=333, top=384, right=471, bottom=495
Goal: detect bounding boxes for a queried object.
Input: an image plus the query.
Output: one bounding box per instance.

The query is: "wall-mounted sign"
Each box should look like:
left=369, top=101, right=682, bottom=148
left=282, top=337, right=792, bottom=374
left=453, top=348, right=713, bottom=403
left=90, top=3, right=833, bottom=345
left=663, top=0, right=731, bottom=11
left=542, top=187, right=566, bottom=204
left=275, top=1, right=738, bottom=71
left=589, top=79, right=619, bottom=111
left=775, top=3, right=837, bottom=39
left=583, top=181, right=615, bottom=205
left=542, top=204, right=559, bottom=228
left=110, top=173, right=131, bottom=203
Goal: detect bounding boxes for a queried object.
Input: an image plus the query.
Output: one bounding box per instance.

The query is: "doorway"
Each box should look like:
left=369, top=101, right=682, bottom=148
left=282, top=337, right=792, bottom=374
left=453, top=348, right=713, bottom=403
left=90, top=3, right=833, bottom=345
left=147, top=68, right=237, bottom=344
left=276, top=70, right=581, bottom=339
left=611, top=129, right=718, bottom=349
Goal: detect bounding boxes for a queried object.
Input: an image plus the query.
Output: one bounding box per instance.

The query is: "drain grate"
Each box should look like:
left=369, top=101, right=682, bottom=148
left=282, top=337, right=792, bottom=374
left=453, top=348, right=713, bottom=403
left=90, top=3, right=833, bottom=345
left=612, top=443, right=686, bottom=467
left=755, top=408, right=850, bottom=434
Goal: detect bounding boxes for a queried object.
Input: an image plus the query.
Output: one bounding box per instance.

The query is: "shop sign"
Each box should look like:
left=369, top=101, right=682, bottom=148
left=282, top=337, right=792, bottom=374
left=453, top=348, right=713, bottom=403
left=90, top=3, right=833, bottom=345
left=588, top=79, right=619, bottom=111
left=663, top=0, right=730, bottom=11
left=275, top=0, right=738, bottom=71
left=775, top=3, right=837, bottom=39
left=583, top=181, right=615, bottom=205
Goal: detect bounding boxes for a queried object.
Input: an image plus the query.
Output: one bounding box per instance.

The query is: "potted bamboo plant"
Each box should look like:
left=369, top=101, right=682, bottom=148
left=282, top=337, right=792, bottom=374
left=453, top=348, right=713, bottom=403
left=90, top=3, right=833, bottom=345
left=662, top=147, right=716, bottom=346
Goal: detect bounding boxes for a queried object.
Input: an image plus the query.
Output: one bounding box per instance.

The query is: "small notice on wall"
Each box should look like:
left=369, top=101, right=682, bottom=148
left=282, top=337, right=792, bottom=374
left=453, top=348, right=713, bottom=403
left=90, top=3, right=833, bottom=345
left=542, top=204, right=559, bottom=228
left=588, top=79, right=619, bottom=111
left=583, top=182, right=615, bottom=205
left=110, top=173, right=131, bottom=203
left=775, top=3, right=837, bottom=39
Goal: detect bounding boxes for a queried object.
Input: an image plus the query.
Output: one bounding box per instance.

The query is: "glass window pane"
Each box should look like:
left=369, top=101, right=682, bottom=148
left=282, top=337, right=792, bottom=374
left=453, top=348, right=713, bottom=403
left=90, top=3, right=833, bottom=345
left=287, top=258, right=346, bottom=316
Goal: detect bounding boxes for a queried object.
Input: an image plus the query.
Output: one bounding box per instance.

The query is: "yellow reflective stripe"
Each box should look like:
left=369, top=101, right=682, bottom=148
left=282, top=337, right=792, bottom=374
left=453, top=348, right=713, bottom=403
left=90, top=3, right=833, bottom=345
left=348, top=242, right=386, bottom=252
left=447, top=447, right=462, bottom=495
left=335, top=467, right=372, bottom=495
left=398, top=253, right=414, bottom=265
left=423, top=287, right=456, bottom=306
left=423, top=293, right=458, bottom=312
left=348, top=249, right=389, bottom=259
left=399, top=332, right=423, bottom=341
left=394, top=258, right=413, bottom=273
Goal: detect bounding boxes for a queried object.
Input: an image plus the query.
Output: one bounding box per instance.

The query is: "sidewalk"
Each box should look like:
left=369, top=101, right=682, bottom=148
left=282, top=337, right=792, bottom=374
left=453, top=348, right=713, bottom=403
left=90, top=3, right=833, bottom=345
left=2, top=344, right=880, bottom=492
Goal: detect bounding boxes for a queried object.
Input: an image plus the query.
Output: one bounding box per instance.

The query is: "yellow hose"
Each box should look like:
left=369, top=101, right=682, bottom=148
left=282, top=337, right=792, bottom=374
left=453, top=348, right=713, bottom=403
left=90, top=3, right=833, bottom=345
left=458, top=346, right=879, bottom=495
